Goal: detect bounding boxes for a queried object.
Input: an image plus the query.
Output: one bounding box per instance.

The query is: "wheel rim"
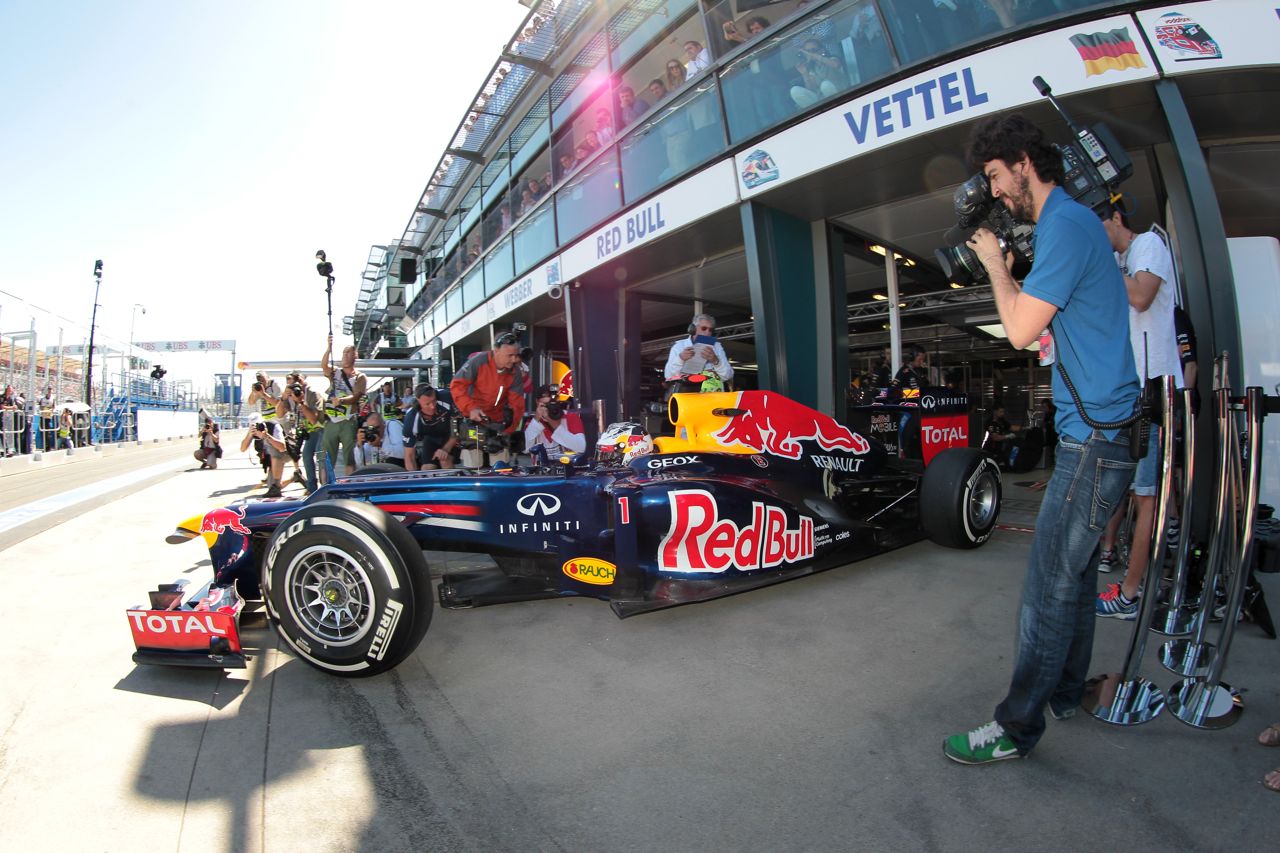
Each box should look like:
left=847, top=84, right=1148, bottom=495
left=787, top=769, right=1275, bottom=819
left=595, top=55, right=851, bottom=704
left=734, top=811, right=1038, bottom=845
left=284, top=545, right=376, bottom=646
left=967, top=470, right=999, bottom=532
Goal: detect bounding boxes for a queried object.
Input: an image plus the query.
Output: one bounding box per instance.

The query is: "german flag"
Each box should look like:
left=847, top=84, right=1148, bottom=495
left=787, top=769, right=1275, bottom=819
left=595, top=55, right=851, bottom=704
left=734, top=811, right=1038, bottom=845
left=1070, top=28, right=1146, bottom=77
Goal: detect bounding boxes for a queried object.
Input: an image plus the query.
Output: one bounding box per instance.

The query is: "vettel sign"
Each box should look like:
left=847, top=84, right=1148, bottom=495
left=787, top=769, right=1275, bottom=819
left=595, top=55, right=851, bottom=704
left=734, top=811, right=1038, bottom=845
left=658, top=489, right=814, bottom=573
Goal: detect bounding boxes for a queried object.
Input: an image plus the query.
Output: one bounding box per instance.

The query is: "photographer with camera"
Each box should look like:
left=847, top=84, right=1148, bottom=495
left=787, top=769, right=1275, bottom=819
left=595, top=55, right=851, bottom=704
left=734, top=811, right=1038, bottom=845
left=403, top=384, right=457, bottom=470
left=351, top=411, right=385, bottom=468
left=942, top=113, right=1139, bottom=766
left=524, top=384, right=586, bottom=464
left=320, top=334, right=367, bottom=477
left=1093, top=206, right=1181, bottom=620
left=245, top=371, right=280, bottom=413
left=194, top=416, right=221, bottom=469
left=286, top=375, right=327, bottom=492
left=239, top=411, right=288, bottom=498
left=449, top=332, right=524, bottom=434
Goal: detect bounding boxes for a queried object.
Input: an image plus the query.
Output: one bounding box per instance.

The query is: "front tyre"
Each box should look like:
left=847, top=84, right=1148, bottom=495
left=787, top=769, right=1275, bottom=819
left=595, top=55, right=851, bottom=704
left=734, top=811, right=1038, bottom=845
left=261, top=499, right=432, bottom=677
left=920, top=448, right=1001, bottom=549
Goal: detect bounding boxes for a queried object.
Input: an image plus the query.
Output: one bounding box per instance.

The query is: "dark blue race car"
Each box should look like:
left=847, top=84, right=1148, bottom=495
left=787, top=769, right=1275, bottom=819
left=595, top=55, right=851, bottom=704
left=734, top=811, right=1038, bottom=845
left=128, top=391, right=1001, bottom=677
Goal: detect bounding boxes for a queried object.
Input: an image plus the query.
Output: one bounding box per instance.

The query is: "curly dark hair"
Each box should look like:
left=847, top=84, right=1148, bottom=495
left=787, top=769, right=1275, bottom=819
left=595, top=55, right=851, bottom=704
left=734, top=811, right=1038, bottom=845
left=966, top=113, right=1064, bottom=186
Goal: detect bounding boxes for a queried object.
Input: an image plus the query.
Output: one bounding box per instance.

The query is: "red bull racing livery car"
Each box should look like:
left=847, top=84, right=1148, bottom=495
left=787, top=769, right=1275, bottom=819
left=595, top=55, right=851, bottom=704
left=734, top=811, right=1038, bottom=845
left=128, top=391, right=1001, bottom=677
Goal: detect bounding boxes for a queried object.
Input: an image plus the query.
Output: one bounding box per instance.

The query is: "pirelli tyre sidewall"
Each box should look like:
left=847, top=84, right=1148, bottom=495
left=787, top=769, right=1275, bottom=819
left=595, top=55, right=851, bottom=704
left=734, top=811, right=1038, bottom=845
left=920, top=448, right=1001, bottom=549
left=261, top=499, right=432, bottom=677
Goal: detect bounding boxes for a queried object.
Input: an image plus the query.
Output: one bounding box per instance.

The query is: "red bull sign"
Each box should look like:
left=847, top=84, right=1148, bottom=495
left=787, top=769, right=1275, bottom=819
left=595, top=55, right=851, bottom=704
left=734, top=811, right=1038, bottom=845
left=658, top=489, right=814, bottom=573
left=710, top=391, right=870, bottom=460
left=200, top=506, right=252, bottom=537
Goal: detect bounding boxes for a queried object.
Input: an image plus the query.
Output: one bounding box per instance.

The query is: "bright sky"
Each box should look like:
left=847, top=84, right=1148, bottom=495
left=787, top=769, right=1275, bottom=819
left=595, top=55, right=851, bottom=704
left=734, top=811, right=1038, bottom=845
left=0, top=0, right=531, bottom=395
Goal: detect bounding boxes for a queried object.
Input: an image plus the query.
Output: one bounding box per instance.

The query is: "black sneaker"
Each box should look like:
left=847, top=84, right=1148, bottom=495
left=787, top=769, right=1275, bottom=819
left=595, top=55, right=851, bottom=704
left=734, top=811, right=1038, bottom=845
left=263, top=484, right=283, bottom=498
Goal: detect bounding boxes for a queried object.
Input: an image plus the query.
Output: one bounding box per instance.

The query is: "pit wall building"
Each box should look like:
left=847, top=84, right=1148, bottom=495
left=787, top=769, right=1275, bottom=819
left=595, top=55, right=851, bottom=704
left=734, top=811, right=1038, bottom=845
left=359, top=0, right=1279, bottom=497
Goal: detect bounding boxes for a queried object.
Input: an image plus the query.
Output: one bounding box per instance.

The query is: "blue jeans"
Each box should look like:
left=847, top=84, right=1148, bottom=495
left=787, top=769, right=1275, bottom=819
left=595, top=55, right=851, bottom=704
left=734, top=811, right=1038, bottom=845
left=301, top=427, right=324, bottom=492
left=994, top=430, right=1135, bottom=753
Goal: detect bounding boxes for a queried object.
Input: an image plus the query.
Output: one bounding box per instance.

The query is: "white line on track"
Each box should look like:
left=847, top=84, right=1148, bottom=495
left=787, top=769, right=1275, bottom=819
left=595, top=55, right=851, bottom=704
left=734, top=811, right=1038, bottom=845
left=0, top=459, right=184, bottom=534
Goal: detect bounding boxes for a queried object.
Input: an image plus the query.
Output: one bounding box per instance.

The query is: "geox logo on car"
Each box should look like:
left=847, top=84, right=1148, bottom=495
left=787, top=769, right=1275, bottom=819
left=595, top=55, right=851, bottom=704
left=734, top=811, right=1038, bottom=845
left=563, top=557, right=616, bottom=585
left=517, top=493, right=561, bottom=516
left=658, top=489, right=814, bottom=573
left=368, top=600, right=403, bottom=661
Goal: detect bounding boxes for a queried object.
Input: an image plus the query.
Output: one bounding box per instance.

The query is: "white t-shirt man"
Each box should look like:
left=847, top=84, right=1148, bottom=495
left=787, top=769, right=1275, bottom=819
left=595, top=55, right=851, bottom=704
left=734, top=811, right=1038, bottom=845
left=524, top=413, right=587, bottom=460
left=1119, top=231, right=1180, bottom=382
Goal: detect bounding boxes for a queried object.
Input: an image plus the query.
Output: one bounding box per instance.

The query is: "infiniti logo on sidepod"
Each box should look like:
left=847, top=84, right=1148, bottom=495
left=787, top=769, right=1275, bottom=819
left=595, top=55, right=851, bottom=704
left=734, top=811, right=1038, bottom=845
left=516, top=493, right=562, bottom=516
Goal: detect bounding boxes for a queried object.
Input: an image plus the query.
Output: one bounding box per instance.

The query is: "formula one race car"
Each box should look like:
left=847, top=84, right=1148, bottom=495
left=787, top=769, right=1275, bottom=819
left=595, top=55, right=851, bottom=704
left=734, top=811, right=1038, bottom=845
left=128, top=391, right=1001, bottom=677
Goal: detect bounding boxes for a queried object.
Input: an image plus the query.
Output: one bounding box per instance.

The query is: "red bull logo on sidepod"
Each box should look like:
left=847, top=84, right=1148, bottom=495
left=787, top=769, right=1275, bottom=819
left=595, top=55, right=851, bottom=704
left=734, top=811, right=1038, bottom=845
left=659, top=489, right=814, bottom=573
left=200, top=506, right=252, bottom=536
left=710, top=391, right=870, bottom=460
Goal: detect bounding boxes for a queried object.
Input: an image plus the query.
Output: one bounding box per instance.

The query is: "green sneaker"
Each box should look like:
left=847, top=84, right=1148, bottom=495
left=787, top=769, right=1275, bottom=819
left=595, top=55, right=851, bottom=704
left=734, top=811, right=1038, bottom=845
left=943, top=721, right=1022, bottom=765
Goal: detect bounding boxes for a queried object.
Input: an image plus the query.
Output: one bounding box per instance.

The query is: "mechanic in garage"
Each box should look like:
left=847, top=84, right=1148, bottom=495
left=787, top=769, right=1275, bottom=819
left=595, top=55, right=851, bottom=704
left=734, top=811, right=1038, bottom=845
left=943, top=113, right=1138, bottom=765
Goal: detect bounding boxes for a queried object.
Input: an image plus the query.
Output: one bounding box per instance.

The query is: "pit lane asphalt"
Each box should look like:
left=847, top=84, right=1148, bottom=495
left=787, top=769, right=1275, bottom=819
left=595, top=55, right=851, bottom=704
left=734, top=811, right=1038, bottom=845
left=0, top=441, right=1277, bottom=852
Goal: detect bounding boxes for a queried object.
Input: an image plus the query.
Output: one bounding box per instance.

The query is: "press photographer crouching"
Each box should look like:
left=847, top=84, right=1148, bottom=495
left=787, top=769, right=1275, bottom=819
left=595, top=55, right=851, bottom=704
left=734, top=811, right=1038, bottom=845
left=403, top=384, right=458, bottom=470
left=194, top=416, right=221, bottom=469
left=524, top=384, right=586, bottom=465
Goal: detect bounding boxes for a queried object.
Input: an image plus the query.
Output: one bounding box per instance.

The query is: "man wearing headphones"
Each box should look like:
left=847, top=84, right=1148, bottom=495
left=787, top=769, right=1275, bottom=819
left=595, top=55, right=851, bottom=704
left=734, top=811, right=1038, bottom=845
left=664, top=313, right=734, bottom=382
left=449, top=332, right=525, bottom=432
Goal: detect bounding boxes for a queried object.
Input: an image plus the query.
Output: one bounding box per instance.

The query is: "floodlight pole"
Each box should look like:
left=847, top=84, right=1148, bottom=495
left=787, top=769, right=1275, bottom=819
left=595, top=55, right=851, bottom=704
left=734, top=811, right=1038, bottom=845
left=85, top=260, right=103, bottom=413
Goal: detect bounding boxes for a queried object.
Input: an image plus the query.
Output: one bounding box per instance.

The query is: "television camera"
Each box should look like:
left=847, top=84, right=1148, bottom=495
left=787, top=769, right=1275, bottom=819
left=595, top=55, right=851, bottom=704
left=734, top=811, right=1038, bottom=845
left=934, top=76, right=1134, bottom=285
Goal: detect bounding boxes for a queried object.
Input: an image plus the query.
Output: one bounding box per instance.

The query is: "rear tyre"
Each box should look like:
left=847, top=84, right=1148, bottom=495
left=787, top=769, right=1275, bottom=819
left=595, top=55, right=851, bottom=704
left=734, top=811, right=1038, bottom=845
left=261, top=499, right=432, bottom=677
left=921, top=448, right=1001, bottom=548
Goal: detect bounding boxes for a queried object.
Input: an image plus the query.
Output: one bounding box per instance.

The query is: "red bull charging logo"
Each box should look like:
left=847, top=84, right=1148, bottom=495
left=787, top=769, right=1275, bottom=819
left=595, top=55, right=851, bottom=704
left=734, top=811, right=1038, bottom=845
left=710, top=391, right=870, bottom=460
left=199, top=506, right=252, bottom=536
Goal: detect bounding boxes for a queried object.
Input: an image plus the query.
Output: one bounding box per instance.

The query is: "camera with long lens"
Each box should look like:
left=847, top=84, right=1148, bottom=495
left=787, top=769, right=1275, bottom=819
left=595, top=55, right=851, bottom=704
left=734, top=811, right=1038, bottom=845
left=452, top=408, right=515, bottom=456
left=934, top=76, right=1134, bottom=286
left=934, top=174, right=1036, bottom=285
left=544, top=399, right=566, bottom=421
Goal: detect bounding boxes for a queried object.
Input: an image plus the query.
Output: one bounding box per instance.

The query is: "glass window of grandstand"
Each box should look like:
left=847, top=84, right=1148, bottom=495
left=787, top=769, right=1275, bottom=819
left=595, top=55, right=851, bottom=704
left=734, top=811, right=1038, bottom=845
left=462, top=265, right=484, bottom=312
left=884, top=0, right=1088, bottom=66
left=483, top=236, right=514, bottom=297
left=551, top=82, right=616, bottom=185
left=480, top=148, right=513, bottom=248
left=609, top=6, right=711, bottom=122
left=720, top=0, right=895, bottom=143
left=510, top=144, right=553, bottom=222
left=555, top=148, right=622, bottom=243
left=701, top=0, right=809, bottom=60
left=620, top=77, right=726, bottom=203
left=513, top=199, right=556, bottom=276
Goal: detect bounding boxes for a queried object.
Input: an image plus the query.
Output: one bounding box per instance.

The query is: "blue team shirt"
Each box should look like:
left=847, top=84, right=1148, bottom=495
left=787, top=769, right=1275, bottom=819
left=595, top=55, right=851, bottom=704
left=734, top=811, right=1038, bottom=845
left=1021, top=187, right=1139, bottom=441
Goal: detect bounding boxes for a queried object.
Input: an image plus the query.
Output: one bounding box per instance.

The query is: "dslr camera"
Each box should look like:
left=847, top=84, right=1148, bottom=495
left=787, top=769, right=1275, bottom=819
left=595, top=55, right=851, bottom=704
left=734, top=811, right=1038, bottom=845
left=544, top=399, right=566, bottom=421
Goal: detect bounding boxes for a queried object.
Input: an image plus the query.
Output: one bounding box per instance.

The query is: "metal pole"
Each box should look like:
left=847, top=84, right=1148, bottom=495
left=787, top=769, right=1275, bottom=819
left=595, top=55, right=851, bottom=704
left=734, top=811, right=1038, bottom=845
left=1167, top=386, right=1263, bottom=729
left=86, top=261, right=103, bottom=407
left=1160, top=377, right=1235, bottom=678
left=1152, top=386, right=1199, bottom=635
left=1082, top=376, right=1175, bottom=725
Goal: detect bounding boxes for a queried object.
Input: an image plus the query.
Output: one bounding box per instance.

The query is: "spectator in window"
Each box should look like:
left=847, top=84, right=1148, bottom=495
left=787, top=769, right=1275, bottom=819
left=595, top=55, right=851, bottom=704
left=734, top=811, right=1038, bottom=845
left=665, top=60, right=686, bottom=92
left=647, top=78, right=667, bottom=105
left=790, top=39, right=847, bottom=107
left=526, top=177, right=544, bottom=201
left=519, top=187, right=537, bottom=217
left=617, top=85, right=649, bottom=125
left=573, top=142, right=592, bottom=164
left=684, top=40, right=712, bottom=75
left=594, top=107, right=616, bottom=146
left=725, top=15, right=771, bottom=46
left=558, top=151, right=577, bottom=177
left=583, top=130, right=601, bottom=152
left=847, top=2, right=893, bottom=85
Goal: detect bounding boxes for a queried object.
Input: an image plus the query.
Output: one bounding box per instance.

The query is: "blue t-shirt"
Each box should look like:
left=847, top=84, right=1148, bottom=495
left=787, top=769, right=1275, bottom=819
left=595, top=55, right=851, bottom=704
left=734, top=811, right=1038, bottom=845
left=1021, top=187, right=1139, bottom=441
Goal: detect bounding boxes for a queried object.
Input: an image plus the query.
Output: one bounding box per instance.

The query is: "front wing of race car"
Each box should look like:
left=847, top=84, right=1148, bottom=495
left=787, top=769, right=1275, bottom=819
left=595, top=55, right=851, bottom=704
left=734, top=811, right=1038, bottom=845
left=127, top=579, right=246, bottom=669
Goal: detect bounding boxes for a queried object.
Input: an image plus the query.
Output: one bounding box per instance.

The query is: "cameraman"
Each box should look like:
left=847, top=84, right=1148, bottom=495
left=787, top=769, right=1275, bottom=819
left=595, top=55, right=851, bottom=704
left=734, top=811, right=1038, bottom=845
left=942, top=113, right=1138, bottom=766
left=403, top=384, right=457, bottom=470
left=449, top=333, right=524, bottom=432
left=287, top=376, right=327, bottom=492
left=320, top=334, right=368, bottom=477
left=245, top=371, right=280, bottom=413
left=194, top=416, right=221, bottom=469
left=352, top=412, right=385, bottom=468
left=524, top=384, right=586, bottom=463
left=239, top=411, right=288, bottom=498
